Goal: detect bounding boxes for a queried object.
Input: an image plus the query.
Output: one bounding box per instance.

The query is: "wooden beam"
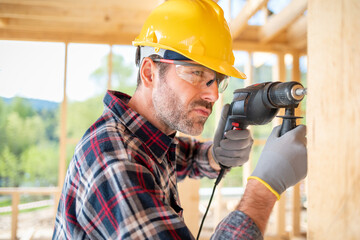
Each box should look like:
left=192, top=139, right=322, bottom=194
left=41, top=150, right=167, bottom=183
left=259, top=0, right=307, bottom=43
left=229, top=0, right=268, bottom=39
left=0, top=17, right=8, bottom=27
left=287, top=15, right=307, bottom=49
left=287, top=15, right=307, bottom=43
left=233, top=40, right=297, bottom=53
left=307, top=0, right=360, bottom=239
left=0, top=3, right=150, bottom=25
left=0, top=17, right=142, bottom=35
left=0, top=0, right=161, bottom=11
left=0, top=29, right=137, bottom=45
left=233, top=25, right=287, bottom=43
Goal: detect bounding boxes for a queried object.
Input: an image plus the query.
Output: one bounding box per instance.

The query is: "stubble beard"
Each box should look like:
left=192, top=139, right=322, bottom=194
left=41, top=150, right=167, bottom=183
left=152, top=78, right=212, bottom=136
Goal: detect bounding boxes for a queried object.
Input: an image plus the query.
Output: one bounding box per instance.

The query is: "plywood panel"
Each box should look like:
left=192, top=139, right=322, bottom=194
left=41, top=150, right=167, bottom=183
left=307, top=0, right=360, bottom=239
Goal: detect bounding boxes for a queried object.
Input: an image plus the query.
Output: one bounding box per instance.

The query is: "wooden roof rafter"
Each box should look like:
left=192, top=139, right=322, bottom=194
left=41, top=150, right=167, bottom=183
left=258, top=0, right=307, bottom=43
left=229, top=0, right=268, bottom=38
left=0, top=0, right=308, bottom=53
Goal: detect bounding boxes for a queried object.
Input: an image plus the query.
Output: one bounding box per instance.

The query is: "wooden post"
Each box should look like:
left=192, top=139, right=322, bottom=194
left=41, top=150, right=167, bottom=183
left=11, top=192, right=19, bottom=240
left=108, top=45, right=113, bottom=90
left=58, top=43, right=68, bottom=189
left=273, top=52, right=286, bottom=238
left=213, top=92, right=224, bottom=230
left=307, top=0, right=360, bottom=239
left=178, top=178, right=200, bottom=236
left=291, top=51, right=302, bottom=238
left=242, top=52, right=254, bottom=185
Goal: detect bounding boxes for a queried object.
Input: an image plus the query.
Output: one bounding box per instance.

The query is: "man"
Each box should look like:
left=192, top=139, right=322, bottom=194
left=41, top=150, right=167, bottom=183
left=53, top=0, right=307, bottom=239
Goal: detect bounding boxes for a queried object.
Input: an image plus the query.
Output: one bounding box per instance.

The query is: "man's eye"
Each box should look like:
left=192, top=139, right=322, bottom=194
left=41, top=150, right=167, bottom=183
left=192, top=71, right=203, bottom=76
left=206, top=79, right=216, bottom=87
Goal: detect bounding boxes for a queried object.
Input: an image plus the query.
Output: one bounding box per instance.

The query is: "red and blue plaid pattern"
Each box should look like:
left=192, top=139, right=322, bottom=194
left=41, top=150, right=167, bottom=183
left=53, top=90, right=261, bottom=239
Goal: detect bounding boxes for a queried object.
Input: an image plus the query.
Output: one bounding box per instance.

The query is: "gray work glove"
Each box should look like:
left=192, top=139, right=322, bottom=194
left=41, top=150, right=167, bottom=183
left=249, top=125, right=307, bottom=199
left=212, top=104, right=253, bottom=168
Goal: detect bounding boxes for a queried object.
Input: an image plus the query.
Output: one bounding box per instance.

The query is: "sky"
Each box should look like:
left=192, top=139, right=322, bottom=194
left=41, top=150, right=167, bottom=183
left=0, top=41, right=137, bottom=102
left=0, top=0, right=304, bottom=103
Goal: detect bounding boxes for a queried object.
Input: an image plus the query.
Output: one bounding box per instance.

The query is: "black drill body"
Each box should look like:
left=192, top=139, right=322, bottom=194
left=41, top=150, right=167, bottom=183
left=224, top=81, right=306, bottom=138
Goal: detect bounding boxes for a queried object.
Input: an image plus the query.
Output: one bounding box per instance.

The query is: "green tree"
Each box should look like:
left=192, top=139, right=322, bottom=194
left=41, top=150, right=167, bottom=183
left=5, top=112, right=45, bottom=156
left=0, top=99, right=7, bottom=153
left=0, top=146, right=20, bottom=187
left=91, top=53, right=136, bottom=95
left=66, top=95, right=104, bottom=140
left=10, top=97, right=35, bottom=119
left=21, top=143, right=59, bottom=186
left=0, top=97, right=59, bottom=187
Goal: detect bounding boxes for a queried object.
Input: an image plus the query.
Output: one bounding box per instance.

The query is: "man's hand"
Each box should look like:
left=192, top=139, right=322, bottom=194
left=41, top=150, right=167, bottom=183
left=212, top=104, right=253, bottom=168
left=249, top=125, right=307, bottom=199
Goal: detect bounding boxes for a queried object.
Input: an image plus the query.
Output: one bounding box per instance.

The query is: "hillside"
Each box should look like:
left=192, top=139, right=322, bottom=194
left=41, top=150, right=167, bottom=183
left=1, top=97, right=59, bottom=111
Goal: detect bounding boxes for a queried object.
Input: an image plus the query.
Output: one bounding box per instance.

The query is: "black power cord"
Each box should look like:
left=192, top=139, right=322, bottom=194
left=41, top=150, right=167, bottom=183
left=196, top=167, right=227, bottom=240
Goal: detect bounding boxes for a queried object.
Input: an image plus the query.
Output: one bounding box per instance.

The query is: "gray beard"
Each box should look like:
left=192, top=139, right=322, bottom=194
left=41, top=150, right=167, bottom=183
left=152, top=79, right=211, bottom=136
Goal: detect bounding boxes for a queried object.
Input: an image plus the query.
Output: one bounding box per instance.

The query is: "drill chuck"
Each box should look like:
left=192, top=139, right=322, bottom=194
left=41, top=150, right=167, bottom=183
left=267, top=81, right=305, bottom=108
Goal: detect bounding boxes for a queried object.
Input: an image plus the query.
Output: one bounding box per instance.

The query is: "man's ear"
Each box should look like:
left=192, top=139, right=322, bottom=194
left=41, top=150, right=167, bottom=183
left=140, top=57, right=156, bottom=88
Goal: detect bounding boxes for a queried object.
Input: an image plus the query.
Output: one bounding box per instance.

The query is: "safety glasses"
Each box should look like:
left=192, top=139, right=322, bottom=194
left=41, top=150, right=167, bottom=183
left=152, top=59, right=230, bottom=93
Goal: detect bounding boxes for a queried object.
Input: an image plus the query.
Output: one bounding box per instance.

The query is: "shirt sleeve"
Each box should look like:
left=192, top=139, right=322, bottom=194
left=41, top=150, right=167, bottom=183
left=175, top=136, right=219, bottom=181
left=211, top=211, right=263, bottom=240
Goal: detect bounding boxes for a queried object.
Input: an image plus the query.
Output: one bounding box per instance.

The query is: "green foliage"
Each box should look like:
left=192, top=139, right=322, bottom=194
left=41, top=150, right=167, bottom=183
left=0, top=97, right=59, bottom=187
left=0, top=52, right=136, bottom=188
left=91, top=53, right=136, bottom=96
left=21, top=143, right=59, bottom=186
left=10, top=97, right=36, bottom=119
left=0, top=99, right=7, bottom=153
left=5, top=112, right=45, bottom=156
left=66, top=95, right=104, bottom=139
left=0, top=146, right=20, bottom=186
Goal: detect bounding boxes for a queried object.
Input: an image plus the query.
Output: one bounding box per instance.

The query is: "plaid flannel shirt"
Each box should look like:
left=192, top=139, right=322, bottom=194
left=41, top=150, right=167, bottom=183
left=53, top=90, right=262, bottom=240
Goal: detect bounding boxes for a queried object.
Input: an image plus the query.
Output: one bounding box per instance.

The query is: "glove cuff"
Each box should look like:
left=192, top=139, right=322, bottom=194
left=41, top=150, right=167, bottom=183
left=210, top=144, right=219, bottom=165
left=248, top=176, right=281, bottom=200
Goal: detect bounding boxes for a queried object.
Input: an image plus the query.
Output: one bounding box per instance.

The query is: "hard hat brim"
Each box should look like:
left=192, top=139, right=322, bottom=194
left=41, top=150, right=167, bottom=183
left=133, top=41, right=247, bottom=79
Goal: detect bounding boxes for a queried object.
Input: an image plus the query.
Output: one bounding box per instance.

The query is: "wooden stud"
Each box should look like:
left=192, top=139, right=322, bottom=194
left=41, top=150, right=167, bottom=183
left=107, top=45, right=112, bottom=90
left=58, top=43, right=68, bottom=189
left=177, top=178, right=200, bottom=236
left=242, top=52, right=254, bottom=186
left=307, top=0, right=360, bottom=239
left=11, top=192, right=19, bottom=240
left=214, top=88, right=224, bottom=231
left=276, top=52, right=286, bottom=237
left=291, top=51, right=302, bottom=237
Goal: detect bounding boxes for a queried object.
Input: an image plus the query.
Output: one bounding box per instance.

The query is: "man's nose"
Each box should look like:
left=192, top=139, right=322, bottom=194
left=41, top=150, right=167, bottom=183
left=201, top=82, right=219, bottom=103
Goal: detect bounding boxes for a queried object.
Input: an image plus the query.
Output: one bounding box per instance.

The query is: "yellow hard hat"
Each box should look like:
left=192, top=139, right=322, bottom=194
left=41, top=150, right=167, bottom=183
left=132, top=0, right=246, bottom=79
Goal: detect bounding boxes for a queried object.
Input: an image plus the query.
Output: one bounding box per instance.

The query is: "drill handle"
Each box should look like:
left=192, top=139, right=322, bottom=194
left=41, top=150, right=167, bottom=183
left=279, top=108, right=302, bottom=136
left=224, top=115, right=248, bottom=135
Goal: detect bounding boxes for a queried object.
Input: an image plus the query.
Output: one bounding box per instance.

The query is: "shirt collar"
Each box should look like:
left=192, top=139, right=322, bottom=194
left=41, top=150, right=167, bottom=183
left=103, top=90, right=176, bottom=163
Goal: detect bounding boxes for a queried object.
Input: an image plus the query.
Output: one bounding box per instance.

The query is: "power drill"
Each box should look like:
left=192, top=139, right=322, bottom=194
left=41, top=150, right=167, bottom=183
left=197, top=81, right=307, bottom=240
left=216, top=81, right=307, bottom=183
left=224, top=81, right=307, bottom=137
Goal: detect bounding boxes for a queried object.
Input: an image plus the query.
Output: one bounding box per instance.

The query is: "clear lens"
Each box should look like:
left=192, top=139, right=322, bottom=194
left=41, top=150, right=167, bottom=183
left=154, top=59, right=230, bottom=93
left=175, top=65, right=215, bottom=86
left=217, top=75, right=230, bottom=93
